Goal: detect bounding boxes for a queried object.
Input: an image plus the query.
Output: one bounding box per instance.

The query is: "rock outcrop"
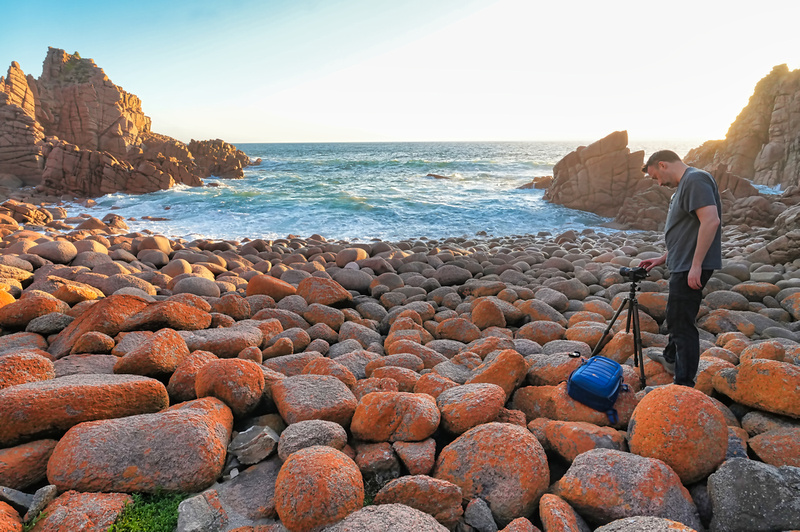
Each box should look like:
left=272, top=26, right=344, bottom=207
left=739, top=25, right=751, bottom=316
left=545, top=131, right=791, bottom=232
left=543, top=131, right=646, bottom=219
left=685, top=64, right=800, bottom=189
left=0, top=48, right=254, bottom=197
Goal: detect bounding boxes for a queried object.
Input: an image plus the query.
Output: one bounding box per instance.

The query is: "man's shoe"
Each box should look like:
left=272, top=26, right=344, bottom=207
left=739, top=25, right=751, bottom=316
left=647, top=350, right=675, bottom=375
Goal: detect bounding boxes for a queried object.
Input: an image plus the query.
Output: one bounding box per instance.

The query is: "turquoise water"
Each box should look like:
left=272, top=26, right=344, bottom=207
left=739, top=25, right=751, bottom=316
left=75, top=141, right=701, bottom=242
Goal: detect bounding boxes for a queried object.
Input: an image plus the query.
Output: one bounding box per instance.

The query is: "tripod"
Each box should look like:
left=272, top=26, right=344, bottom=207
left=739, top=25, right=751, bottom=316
left=591, top=277, right=647, bottom=389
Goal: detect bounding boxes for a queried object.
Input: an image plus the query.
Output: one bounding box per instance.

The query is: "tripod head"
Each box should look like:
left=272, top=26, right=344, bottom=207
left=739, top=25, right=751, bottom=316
left=619, top=266, right=647, bottom=298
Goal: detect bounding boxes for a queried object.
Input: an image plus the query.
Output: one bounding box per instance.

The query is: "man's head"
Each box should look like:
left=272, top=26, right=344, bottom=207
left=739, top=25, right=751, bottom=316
left=642, top=150, right=686, bottom=187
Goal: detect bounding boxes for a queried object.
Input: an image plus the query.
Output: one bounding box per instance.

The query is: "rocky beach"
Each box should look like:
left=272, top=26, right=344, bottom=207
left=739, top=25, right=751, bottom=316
left=0, top=50, right=799, bottom=532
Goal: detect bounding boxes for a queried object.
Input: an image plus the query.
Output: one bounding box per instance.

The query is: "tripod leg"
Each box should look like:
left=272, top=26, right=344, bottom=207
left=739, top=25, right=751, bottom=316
left=631, top=300, right=646, bottom=388
left=591, top=298, right=630, bottom=357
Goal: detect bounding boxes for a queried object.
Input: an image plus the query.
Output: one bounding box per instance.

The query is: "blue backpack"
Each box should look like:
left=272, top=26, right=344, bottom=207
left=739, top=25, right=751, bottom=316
left=566, top=354, right=626, bottom=424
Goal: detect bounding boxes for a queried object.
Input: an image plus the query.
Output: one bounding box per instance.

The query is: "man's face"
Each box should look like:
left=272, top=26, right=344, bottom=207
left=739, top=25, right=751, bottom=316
left=646, top=161, right=672, bottom=187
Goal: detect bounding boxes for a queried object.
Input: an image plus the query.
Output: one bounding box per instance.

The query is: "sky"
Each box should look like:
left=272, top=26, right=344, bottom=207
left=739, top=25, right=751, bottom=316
left=1, top=0, right=798, bottom=144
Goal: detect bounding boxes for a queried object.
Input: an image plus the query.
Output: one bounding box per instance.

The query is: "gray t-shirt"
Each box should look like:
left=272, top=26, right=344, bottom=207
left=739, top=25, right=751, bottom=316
left=664, top=167, right=722, bottom=273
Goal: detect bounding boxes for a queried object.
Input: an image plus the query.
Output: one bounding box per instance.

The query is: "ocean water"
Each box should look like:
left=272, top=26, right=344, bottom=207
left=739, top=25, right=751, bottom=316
left=71, top=140, right=702, bottom=242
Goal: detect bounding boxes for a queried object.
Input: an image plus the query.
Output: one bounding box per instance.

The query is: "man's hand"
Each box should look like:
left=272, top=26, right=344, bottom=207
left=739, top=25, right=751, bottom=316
left=688, top=264, right=704, bottom=290
left=639, top=253, right=667, bottom=272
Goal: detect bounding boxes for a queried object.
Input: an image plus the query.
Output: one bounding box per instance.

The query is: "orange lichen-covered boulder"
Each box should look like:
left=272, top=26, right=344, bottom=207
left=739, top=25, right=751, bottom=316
left=748, top=428, right=800, bottom=467
left=471, top=298, right=507, bottom=329
left=511, top=382, right=638, bottom=428
left=0, top=501, right=21, bottom=532
left=0, top=439, right=57, bottom=491
left=369, top=366, right=420, bottom=392
left=247, top=274, right=297, bottom=301
left=373, top=475, right=463, bottom=529
left=694, top=357, right=735, bottom=396
left=393, top=439, right=436, bottom=476
left=0, top=291, right=69, bottom=330
left=195, top=358, right=266, bottom=418
left=167, top=350, right=218, bottom=402
left=274, top=446, right=363, bottom=532
left=47, top=397, right=233, bottom=493
left=739, top=340, right=785, bottom=363
left=0, top=352, right=55, bottom=389
left=113, top=328, right=190, bottom=377
left=515, top=320, right=565, bottom=345
left=47, top=294, right=151, bottom=359
left=27, top=491, right=132, bottom=532
left=272, top=375, right=358, bottom=427
left=436, top=317, right=481, bottom=343
left=351, top=391, right=440, bottom=442
left=436, top=383, right=506, bottom=434
left=302, top=357, right=357, bottom=388
left=352, top=377, right=400, bottom=401
left=698, top=309, right=756, bottom=336
left=296, top=277, right=353, bottom=306
left=384, top=339, right=448, bottom=369
left=712, top=359, right=800, bottom=418
left=120, top=300, right=212, bottom=331
left=414, top=372, right=459, bottom=399
left=433, top=422, right=549, bottom=526
left=0, top=374, right=168, bottom=447
left=466, top=349, right=527, bottom=398
left=525, top=353, right=584, bottom=386
left=538, top=494, right=592, bottom=532
left=544, top=420, right=627, bottom=462
left=551, top=449, right=702, bottom=529
left=627, top=385, right=728, bottom=484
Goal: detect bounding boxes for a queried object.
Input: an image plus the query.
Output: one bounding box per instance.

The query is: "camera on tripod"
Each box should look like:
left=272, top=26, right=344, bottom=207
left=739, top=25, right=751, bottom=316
left=619, top=266, right=648, bottom=282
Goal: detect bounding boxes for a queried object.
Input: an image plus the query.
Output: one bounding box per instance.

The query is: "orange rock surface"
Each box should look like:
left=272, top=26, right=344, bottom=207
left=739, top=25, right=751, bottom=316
left=434, top=422, right=549, bottom=527
left=748, top=428, right=800, bottom=467
left=373, top=475, right=463, bottom=528
left=0, top=439, right=57, bottom=491
left=47, top=397, right=232, bottom=493
left=466, top=349, right=527, bottom=398
left=274, top=446, right=363, bottom=532
left=0, top=374, right=168, bottom=447
left=544, top=420, right=626, bottom=462
left=436, top=383, right=506, bottom=434
left=47, top=294, right=150, bottom=359
left=28, top=491, right=132, bottom=532
left=195, top=358, right=265, bottom=418
left=712, top=359, right=800, bottom=418
left=351, top=391, right=440, bottom=442
left=0, top=351, right=55, bottom=389
left=627, top=385, right=728, bottom=484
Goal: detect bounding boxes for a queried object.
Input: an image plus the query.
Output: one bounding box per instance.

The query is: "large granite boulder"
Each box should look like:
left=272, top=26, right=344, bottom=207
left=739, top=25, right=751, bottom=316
left=544, top=130, right=646, bottom=219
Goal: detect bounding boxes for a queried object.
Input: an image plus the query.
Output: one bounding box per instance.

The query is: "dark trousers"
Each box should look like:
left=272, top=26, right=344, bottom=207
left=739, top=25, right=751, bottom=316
left=664, top=270, right=713, bottom=387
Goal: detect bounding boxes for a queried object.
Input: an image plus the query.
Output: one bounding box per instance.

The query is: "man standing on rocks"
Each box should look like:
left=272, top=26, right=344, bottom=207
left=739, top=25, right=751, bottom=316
left=639, top=150, right=722, bottom=387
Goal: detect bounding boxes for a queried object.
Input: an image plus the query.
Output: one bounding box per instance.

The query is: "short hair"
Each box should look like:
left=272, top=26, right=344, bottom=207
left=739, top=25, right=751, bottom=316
left=642, top=150, right=681, bottom=173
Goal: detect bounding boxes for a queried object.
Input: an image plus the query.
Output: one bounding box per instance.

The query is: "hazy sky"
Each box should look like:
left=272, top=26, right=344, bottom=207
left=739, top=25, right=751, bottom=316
left=2, top=0, right=798, bottom=144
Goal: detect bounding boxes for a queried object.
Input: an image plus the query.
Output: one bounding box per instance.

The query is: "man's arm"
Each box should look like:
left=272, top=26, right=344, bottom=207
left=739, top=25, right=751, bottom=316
left=688, top=204, right=720, bottom=289
left=640, top=252, right=666, bottom=271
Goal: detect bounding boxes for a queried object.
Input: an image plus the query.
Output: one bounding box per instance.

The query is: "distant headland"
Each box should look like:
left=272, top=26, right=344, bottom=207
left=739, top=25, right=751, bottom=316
left=0, top=47, right=259, bottom=199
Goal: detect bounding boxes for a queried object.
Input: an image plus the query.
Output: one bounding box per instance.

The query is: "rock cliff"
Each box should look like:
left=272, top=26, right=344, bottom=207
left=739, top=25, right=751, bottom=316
left=0, top=48, right=254, bottom=197
left=685, top=64, right=800, bottom=189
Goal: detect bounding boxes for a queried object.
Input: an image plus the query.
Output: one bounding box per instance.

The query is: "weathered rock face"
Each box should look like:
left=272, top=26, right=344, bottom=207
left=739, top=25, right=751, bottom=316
left=544, top=130, right=646, bottom=219
left=35, top=48, right=151, bottom=157
left=0, top=63, right=45, bottom=186
left=0, top=48, right=252, bottom=197
left=686, top=64, right=800, bottom=189
left=188, top=139, right=251, bottom=180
